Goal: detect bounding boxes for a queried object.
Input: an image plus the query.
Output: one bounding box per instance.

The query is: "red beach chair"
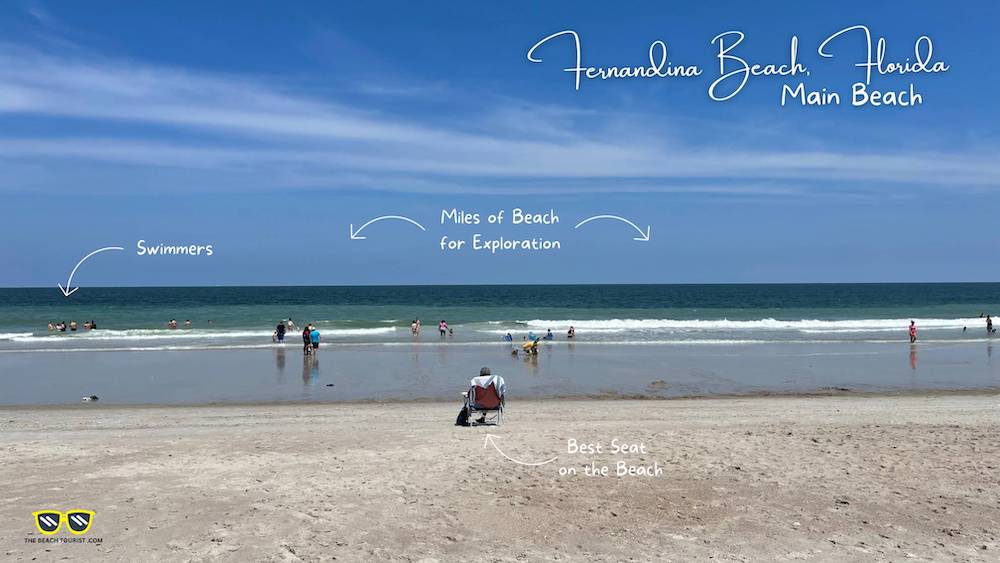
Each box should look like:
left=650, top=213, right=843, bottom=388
left=462, top=373, right=506, bottom=426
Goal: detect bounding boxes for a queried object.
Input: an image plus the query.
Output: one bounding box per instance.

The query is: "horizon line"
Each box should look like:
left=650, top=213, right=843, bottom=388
left=3, top=281, right=1000, bottom=290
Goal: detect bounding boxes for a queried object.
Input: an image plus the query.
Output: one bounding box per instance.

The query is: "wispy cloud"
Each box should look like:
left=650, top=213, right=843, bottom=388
left=0, top=44, right=997, bottom=196
left=21, top=0, right=52, bottom=26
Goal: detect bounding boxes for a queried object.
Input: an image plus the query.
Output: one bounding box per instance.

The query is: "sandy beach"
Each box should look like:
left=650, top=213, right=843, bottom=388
left=2, top=394, right=999, bottom=562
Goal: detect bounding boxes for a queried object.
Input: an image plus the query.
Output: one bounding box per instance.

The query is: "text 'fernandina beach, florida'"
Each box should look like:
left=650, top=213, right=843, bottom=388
left=527, top=25, right=949, bottom=108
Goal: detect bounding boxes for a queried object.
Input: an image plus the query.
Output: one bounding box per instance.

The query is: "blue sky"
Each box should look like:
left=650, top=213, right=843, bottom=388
left=1, top=1, right=998, bottom=286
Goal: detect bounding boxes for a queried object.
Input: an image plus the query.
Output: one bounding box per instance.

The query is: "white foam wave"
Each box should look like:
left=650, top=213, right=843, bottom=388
left=514, top=318, right=983, bottom=332
left=6, top=327, right=397, bottom=342
left=0, top=332, right=34, bottom=340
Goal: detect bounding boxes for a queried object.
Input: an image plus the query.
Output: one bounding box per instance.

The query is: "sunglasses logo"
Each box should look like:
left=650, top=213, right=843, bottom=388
left=32, top=510, right=95, bottom=535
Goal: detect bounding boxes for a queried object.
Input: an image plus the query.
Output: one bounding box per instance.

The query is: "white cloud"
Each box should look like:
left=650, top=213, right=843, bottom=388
left=0, top=44, right=997, bottom=195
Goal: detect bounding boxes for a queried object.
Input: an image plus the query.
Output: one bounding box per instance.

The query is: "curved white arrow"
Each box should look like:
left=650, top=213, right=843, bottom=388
left=349, top=215, right=426, bottom=240
left=574, top=214, right=651, bottom=241
left=483, top=434, right=558, bottom=467
left=57, top=246, right=125, bottom=297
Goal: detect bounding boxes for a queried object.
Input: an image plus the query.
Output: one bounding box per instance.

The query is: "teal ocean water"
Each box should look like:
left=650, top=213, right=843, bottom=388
left=1, top=284, right=999, bottom=352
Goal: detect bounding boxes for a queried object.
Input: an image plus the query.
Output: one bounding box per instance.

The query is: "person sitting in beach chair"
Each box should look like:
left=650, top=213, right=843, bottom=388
left=456, top=367, right=506, bottom=426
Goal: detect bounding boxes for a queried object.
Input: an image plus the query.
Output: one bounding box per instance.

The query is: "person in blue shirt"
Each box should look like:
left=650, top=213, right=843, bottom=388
left=309, top=327, right=321, bottom=353
left=503, top=333, right=513, bottom=342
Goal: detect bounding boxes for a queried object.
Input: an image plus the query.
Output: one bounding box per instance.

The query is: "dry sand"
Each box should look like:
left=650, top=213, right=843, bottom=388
left=2, top=395, right=1000, bottom=562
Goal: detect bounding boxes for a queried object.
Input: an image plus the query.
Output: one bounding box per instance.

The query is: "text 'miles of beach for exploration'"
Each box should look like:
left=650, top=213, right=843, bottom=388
left=440, top=207, right=562, bottom=254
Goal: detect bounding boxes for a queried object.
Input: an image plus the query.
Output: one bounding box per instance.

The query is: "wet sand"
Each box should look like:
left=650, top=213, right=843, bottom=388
left=1, top=339, right=999, bottom=405
left=2, top=394, right=999, bottom=561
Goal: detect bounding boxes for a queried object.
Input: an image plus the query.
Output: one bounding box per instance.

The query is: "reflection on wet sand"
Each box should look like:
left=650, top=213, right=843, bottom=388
left=3, top=340, right=1000, bottom=405
left=275, top=347, right=286, bottom=373
left=303, top=355, right=319, bottom=385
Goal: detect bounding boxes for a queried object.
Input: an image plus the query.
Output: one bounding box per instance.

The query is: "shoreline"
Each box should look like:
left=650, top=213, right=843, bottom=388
left=2, top=386, right=1000, bottom=411
left=2, top=340, right=998, bottom=406
left=2, top=335, right=997, bottom=352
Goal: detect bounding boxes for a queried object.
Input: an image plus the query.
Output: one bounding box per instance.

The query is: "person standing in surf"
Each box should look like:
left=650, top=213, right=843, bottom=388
left=988, top=315, right=993, bottom=335
left=302, top=325, right=312, bottom=355
left=310, top=325, right=321, bottom=353
left=909, top=320, right=917, bottom=343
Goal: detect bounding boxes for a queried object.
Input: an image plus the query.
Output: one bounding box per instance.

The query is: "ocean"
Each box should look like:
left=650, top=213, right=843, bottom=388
left=1, top=283, right=998, bottom=352
left=3, top=284, right=999, bottom=405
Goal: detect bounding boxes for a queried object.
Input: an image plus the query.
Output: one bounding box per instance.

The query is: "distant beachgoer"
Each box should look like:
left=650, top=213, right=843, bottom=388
left=411, top=320, right=418, bottom=334
left=275, top=321, right=286, bottom=343
left=169, top=319, right=178, bottom=329
left=57, top=322, right=66, bottom=332
left=439, top=320, right=448, bottom=336
left=302, top=326, right=312, bottom=354
left=91, top=320, right=97, bottom=330
left=310, top=326, right=321, bottom=352
left=528, top=331, right=538, bottom=341
left=503, top=333, right=513, bottom=342
left=544, top=329, right=554, bottom=340
left=83, top=321, right=92, bottom=330
left=47, top=323, right=55, bottom=331
left=963, top=326, right=967, bottom=332
left=184, top=320, right=192, bottom=328
left=909, top=320, right=917, bottom=343
left=286, top=318, right=297, bottom=332
left=416, top=319, right=421, bottom=333
left=988, top=315, right=993, bottom=335
left=568, top=326, right=575, bottom=339
left=69, top=320, right=77, bottom=332
left=449, top=327, right=454, bottom=337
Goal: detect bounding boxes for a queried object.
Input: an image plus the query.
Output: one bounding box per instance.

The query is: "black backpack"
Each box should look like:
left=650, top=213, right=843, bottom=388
left=455, top=407, right=470, bottom=426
